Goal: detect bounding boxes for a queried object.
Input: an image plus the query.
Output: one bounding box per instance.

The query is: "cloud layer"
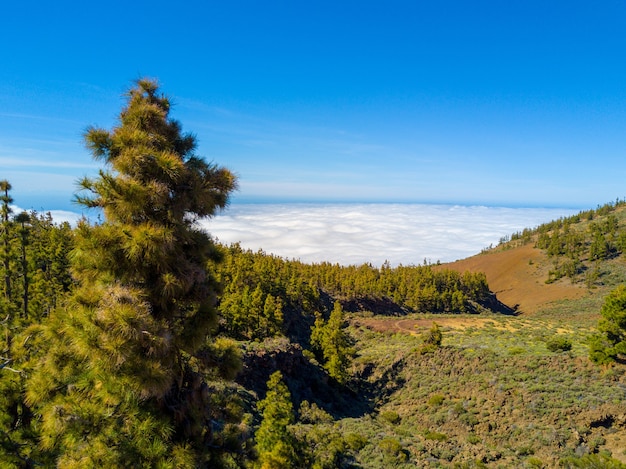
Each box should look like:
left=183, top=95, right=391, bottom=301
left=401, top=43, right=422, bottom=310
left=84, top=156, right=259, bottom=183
left=202, top=203, right=579, bottom=266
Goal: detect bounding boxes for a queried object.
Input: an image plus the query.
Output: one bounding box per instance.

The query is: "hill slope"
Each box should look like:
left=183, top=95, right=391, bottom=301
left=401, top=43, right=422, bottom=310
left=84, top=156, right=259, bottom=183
left=446, top=243, right=587, bottom=315
left=444, top=201, right=626, bottom=317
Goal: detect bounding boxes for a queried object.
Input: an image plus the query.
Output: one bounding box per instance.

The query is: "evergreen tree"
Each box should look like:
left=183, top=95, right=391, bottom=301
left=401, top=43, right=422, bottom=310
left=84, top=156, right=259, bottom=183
left=255, top=371, right=299, bottom=469
left=310, top=301, right=352, bottom=385
left=262, top=294, right=283, bottom=338
left=250, top=284, right=265, bottom=337
left=589, top=285, right=626, bottom=364
left=27, top=213, right=74, bottom=320
left=424, top=322, right=443, bottom=347
left=1, top=180, right=13, bottom=305
left=14, top=212, right=30, bottom=319
left=24, top=79, right=239, bottom=467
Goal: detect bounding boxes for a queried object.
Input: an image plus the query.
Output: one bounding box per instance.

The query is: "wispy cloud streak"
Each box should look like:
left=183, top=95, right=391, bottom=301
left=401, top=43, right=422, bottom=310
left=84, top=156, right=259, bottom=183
left=202, top=203, right=579, bottom=266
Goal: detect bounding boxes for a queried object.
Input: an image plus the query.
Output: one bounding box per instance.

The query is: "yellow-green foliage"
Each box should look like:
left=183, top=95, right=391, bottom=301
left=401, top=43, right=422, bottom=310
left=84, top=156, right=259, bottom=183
left=310, top=301, right=353, bottom=384
left=255, top=371, right=300, bottom=468
left=23, top=79, right=241, bottom=467
left=590, top=284, right=626, bottom=364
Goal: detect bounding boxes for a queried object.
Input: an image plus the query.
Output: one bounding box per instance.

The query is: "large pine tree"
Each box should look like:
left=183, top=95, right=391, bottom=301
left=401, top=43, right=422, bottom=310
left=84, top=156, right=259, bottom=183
left=25, top=79, right=240, bottom=467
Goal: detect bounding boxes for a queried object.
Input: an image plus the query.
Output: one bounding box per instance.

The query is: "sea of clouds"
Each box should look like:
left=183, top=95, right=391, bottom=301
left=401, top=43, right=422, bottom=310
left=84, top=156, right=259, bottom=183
left=201, top=203, right=580, bottom=266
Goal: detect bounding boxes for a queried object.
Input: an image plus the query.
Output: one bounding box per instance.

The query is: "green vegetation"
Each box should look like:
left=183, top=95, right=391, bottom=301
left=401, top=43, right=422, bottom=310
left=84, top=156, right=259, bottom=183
left=589, top=285, right=626, bottom=365
left=12, top=79, right=242, bottom=468
left=504, top=199, right=626, bottom=287
left=338, top=314, right=626, bottom=467
left=255, top=371, right=300, bottom=468
left=1, top=79, right=626, bottom=467
left=310, top=301, right=353, bottom=384
left=417, top=321, right=443, bottom=354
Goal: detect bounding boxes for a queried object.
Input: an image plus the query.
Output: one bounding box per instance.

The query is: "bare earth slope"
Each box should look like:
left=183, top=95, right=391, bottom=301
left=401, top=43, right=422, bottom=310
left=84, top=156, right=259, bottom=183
left=445, top=243, right=586, bottom=314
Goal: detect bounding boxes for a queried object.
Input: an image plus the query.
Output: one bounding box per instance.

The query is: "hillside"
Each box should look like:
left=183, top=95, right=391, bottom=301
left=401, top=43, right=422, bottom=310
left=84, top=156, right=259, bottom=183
left=445, top=201, right=626, bottom=319
left=446, top=243, right=587, bottom=315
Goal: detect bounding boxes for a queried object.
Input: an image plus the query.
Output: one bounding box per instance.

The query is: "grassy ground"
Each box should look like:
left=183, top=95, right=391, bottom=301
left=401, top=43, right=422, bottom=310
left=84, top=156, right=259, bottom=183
left=297, top=313, right=626, bottom=468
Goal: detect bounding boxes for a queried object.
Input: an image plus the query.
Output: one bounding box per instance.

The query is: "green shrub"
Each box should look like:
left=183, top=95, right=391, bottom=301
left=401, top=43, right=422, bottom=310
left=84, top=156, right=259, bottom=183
left=345, top=433, right=368, bottom=451
left=516, top=445, right=534, bottom=456
left=379, top=437, right=403, bottom=455
left=560, top=452, right=626, bottom=468
left=379, top=438, right=408, bottom=462
left=302, top=349, right=317, bottom=362
left=424, top=430, right=447, bottom=441
left=509, top=346, right=526, bottom=355
left=588, top=333, right=616, bottom=364
left=423, top=322, right=443, bottom=346
left=428, top=394, right=445, bottom=406
left=546, top=336, right=572, bottom=352
left=379, top=410, right=401, bottom=425
left=417, top=343, right=439, bottom=355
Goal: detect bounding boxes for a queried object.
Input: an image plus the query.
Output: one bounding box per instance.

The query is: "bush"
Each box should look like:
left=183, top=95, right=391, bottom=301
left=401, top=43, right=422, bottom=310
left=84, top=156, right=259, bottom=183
left=345, top=433, right=368, bottom=451
left=379, top=438, right=408, bottom=462
left=423, top=322, right=443, bottom=346
left=379, top=410, right=401, bottom=425
left=424, top=430, right=447, bottom=441
left=589, top=334, right=616, bottom=365
left=560, top=452, right=626, bottom=468
left=428, top=394, right=445, bottom=406
left=509, top=346, right=526, bottom=355
left=417, top=343, right=439, bottom=355
left=546, top=336, right=572, bottom=352
left=379, top=437, right=403, bottom=455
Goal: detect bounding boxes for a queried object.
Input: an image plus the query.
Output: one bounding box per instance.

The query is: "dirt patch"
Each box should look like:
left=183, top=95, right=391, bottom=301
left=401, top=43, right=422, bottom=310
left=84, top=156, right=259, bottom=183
left=442, top=244, right=587, bottom=315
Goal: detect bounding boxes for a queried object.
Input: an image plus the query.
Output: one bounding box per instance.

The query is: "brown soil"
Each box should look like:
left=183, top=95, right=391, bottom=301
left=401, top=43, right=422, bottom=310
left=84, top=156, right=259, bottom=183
left=444, top=243, right=587, bottom=315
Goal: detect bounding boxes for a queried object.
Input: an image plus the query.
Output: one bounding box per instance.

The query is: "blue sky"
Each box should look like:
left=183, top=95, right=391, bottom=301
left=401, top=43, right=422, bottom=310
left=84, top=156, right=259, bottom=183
left=2, top=1, right=626, bottom=212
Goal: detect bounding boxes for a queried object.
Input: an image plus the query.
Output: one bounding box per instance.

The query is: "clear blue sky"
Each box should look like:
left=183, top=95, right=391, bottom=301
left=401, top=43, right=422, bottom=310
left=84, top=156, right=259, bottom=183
left=2, top=1, right=626, bottom=212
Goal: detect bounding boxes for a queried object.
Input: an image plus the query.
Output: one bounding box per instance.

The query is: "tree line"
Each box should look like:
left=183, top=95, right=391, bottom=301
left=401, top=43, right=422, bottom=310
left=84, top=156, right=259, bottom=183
left=216, top=243, right=491, bottom=341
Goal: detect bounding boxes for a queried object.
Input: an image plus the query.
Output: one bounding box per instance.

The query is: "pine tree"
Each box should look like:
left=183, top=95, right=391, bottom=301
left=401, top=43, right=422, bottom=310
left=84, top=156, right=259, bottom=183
left=250, top=284, right=265, bottom=338
left=310, top=301, right=352, bottom=385
left=24, top=79, right=239, bottom=467
left=27, top=212, right=74, bottom=321
left=262, top=294, right=283, bottom=338
left=0, top=180, right=13, bottom=306
left=589, top=285, right=626, bottom=364
left=255, top=371, right=299, bottom=469
left=14, top=212, right=30, bottom=319
left=0, top=193, right=75, bottom=467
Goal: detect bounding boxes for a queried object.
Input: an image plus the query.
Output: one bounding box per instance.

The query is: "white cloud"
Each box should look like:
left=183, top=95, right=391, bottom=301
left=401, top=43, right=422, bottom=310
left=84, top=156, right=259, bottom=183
left=201, top=203, right=579, bottom=266
left=9, top=205, right=85, bottom=226
left=45, top=210, right=84, bottom=225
